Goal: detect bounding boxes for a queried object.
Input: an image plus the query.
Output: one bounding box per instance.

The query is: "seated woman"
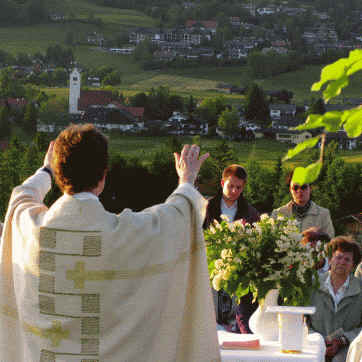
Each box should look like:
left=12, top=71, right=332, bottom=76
left=308, top=236, right=362, bottom=362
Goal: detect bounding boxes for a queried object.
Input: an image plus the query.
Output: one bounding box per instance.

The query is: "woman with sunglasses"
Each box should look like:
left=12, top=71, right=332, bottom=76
left=271, top=170, right=335, bottom=238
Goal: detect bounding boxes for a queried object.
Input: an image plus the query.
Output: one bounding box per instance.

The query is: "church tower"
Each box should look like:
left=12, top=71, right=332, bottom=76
left=69, top=68, right=81, bottom=114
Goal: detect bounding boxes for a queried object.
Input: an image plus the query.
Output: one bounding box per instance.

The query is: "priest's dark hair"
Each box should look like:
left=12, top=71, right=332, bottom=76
left=52, top=123, right=108, bottom=194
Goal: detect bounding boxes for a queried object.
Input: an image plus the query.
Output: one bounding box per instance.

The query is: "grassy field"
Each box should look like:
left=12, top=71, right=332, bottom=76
left=107, top=135, right=289, bottom=169
left=107, top=135, right=362, bottom=169
left=41, top=60, right=361, bottom=105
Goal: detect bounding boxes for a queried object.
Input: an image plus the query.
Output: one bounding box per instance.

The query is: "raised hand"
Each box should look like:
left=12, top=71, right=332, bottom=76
left=43, top=141, right=55, bottom=172
left=174, top=144, right=209, bottom=185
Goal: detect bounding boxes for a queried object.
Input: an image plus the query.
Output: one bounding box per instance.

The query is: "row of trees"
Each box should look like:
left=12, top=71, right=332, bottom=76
left=0, top=45, right=74, bottom=69
left=1, top=134, right=360, bottom=236
left=0, top=0, right=48, bottom=25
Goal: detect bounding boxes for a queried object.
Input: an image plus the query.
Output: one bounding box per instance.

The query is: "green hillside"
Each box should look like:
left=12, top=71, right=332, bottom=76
left=0, top=0, right=155, bottom=55
left=1, top=0, right=361, bottom=103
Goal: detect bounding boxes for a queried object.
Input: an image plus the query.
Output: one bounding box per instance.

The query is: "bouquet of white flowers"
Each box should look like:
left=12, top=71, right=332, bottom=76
left=205, top=214, right=327, bottom=306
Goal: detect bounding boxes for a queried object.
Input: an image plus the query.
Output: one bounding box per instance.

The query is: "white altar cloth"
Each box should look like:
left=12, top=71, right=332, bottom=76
left=219, top=330, right=326, bottom=362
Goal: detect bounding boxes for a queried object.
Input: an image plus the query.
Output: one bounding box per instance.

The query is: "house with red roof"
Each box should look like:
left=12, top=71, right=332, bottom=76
left=0, top=98, right=28, bottom=110
left=185, top=20, right=218, bottom=34
left=111, top=102, right=144, bottom=121
left=78, top=90, right=113, bottom=111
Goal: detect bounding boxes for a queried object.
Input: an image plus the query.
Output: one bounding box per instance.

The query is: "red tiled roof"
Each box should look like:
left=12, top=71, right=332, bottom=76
left=186, top=20, right=217, bottom=29
left=6, top=98, right=28, bottom=107
left=112, top=102, right=144, bottom=118
left=78, top=90, right=113, bottom=111
left=126, top=107, right=144, bottom=118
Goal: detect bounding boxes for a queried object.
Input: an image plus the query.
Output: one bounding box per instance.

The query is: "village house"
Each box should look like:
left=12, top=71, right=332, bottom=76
left=275, top=130, right=312, bottom=144
left=303, top=25, right=338, bottom=47
left=281, top=7, right=306, bottom=16
left=320, top=131, right=362, bottom=151
left=230, top=17, right=241, bottom=27
left=49, top=13, right=65, bottom=22
left=87, top=77, right=101, bottom=87
left=81, top=105, right=144, bottom=132
left=312, top=11, right=329, bottom=20
left=109, top=47, right=135, bottom=55
left=262, top=47, right=288, bottom=55
left=182, top=30, right=203, bottom=45
left=129, top=28, right=165, bottom=44
left=185, top=20, right=217, bottom=35
left=269, top=104, right=296, bottom=121
left=183, top=2, right=196, bottom=9
left=256, top=7, right=277, bottom=15
left=225, top=40, right=249, bottom=59
left=87, top=32, right=104, bottom=46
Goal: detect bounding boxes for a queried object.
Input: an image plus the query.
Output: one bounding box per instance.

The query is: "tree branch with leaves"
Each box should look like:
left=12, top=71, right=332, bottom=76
left=283, top=49, right=362, bottom=185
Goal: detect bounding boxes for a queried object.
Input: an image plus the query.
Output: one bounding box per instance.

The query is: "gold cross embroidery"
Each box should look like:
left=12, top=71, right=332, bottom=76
left=67, top=261, right=118, bottom=289
left=66, top=246, right=199, bottom=289
left=24, top=320, right=70, bottom=347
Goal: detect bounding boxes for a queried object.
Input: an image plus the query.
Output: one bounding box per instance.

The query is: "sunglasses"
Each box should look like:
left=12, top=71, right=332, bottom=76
left=292, top=184, right=309, bottom=191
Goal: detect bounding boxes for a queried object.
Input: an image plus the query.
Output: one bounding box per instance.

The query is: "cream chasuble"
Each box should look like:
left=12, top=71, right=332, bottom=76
left=0, top=169, right=220, bottom=362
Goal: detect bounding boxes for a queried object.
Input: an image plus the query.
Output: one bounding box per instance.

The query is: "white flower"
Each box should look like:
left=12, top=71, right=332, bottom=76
left=215, top=259, right=224, bottom=270
left=214, top=220, right=222, bottom=230
left=228, top=223, right=236, bottom=232
left=221, top=249, right=233, bottom=259
left=220, top=214, right=230, bottom=222
left=212, top=273, right=223, bottom=291
left=260, top=213, right=269, bottom=221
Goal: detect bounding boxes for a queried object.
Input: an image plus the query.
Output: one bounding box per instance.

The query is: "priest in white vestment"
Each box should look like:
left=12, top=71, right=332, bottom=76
left=0, top=124, right=221, bottom=362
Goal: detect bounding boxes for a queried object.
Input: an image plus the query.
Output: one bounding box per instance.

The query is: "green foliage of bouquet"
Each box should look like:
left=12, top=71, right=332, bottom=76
left=205, top=214, right=326, bottom=306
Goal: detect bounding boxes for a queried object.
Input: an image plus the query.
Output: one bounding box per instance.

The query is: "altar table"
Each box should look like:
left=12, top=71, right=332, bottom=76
left=218, top=330, right=326, bottom=362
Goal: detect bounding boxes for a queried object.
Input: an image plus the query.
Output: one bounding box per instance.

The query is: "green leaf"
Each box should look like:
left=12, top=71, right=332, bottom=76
left=347, top=59, right=362, bottom=77
left=348, top=49, right=362, bottom=60
left=295, top=112, right=343, bottom=132
left=292, top=161, right=322, bottom=185
left=283, top=136, right=320, bottom=161
left=343, top=108, right=362, bottom=138
left=323, top=75, right=349, bottom=102
left=311, top=58, right=348, bottom=91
